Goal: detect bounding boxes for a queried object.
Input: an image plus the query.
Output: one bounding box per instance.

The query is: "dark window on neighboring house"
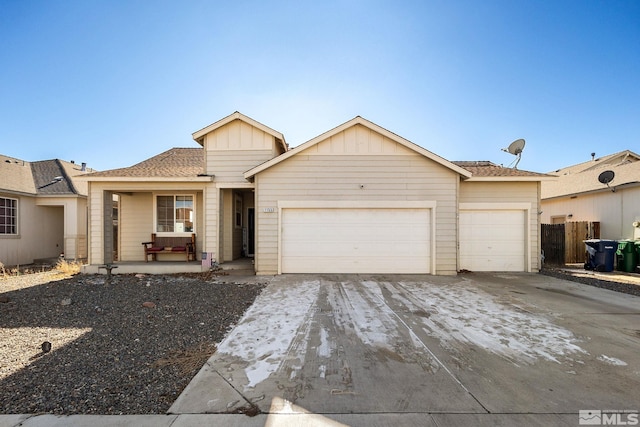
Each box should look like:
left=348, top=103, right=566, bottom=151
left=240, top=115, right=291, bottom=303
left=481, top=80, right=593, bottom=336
left=0, top=197, right=17, bottom=235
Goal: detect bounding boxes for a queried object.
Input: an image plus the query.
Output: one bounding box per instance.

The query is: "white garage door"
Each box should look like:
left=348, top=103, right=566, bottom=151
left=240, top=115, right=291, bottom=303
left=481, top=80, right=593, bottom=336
left=281, top=208, right=431, bottom=274
left=459, top=210, right=526, bottom=272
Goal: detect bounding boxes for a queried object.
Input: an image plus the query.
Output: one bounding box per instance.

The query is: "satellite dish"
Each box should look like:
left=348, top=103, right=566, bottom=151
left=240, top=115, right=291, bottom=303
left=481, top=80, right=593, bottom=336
left=598, top=170, right=614, bottom=184
left=501, top=139, right=526, bottom=169
left=598, top=170, right=615, bottom=192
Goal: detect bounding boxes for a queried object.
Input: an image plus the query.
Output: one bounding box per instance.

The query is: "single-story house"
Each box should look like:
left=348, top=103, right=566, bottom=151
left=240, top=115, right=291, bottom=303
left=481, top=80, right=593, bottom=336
left=0, top=155, right=93, bottom=266
left=541, top=150, right=640, bottom=240
left=83, top=112, right=552, bottom=275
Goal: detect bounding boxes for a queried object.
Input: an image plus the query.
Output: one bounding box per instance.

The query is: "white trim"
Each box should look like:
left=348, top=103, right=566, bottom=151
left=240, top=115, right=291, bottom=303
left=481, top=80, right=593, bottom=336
left=153, top=193, right=196, bottom=236
left=466, top=176, right=556, bottom=182
left=216, top=182, right=255, bottom=189
left=459, top=202, right=531, bottom=211
left=458, top=202, right=532, bottom=272
left=81, top=176, right=214, bottom=183
left=0, top=196, right=19, bottom=236
left=277, top=200, right=437, bottom=274
left=278, top=200, right=436, bottom=209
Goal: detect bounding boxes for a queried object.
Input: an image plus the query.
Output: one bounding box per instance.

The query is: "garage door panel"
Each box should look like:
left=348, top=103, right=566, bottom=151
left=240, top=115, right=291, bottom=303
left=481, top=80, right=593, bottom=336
left=281, top=208, right=431, bottom=274
left=459, top=210, right=525, bottom=272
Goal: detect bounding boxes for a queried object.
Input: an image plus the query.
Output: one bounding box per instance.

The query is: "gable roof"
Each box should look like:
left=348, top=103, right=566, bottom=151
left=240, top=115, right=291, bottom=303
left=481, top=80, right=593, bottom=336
left=1, top=154, right=92, bottom=197
left=453, top=161, right=555, bottom=181
left=192, top=111, right=288, bottom=152
left=244, top=116, right=473, bottom=180
left=85, top=148, right=205, bottom=180
left=1, top=155, right=36, bottom=195
left=542, top=150, right=640, bottom=199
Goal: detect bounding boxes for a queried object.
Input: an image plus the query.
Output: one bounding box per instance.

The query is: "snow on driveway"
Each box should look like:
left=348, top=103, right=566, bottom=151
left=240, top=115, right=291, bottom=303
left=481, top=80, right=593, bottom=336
left=216, top=280, right=321, bottom=388
left=216, top=277, right=586, bottom=390
left=387, top=280, right=586, bottom=364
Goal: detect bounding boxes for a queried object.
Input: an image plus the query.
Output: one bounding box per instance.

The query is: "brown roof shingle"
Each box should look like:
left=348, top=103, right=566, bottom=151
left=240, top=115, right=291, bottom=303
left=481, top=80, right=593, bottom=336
left=453, top=161, right=552, bottom=178
left=87, top=148, right=204, bottom=178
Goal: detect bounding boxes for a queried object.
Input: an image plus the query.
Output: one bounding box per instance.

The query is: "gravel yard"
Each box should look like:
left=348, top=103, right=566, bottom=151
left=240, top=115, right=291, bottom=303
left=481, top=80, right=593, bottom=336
left=0, top=270, right=265, bottom=415
left=541, top=267, right=640, bottom=296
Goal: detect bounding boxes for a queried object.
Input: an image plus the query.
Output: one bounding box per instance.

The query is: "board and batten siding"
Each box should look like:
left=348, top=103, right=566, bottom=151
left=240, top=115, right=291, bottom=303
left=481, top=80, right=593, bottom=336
left=204, top=119, right=281, bottom=182
left=254, top=125, right=459, bottom=275
left=458, top=181, right=541, bottom=271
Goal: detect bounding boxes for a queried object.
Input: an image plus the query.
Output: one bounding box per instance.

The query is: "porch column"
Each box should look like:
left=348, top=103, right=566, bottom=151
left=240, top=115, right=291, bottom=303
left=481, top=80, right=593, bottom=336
left=103, top=190, right=114, bottom=264
left=204, top=186, right=219, bottom=263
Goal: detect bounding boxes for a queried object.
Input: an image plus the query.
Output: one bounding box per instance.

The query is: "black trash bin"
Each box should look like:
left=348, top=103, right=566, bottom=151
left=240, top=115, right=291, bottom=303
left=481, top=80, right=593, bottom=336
left=584, top=239, right=617, bottom=272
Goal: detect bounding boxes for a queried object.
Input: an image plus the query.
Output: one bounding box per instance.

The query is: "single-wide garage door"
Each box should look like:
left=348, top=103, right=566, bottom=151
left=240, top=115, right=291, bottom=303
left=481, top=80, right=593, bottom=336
left=281, top=208, right=431, bottom=274
left=459, top=210, right=526, bottom=272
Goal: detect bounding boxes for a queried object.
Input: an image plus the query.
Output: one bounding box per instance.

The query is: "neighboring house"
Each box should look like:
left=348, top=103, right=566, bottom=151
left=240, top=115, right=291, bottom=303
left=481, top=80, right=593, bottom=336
left=0, top=155, right=93, bottom=266
left=83, top=112, right=552, bottom=275
left=541, top=150, right=640, bottom=240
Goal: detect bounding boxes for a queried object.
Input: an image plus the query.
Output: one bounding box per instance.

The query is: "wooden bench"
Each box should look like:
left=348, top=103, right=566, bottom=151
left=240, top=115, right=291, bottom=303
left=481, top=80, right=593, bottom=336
left=142, top=233, right=196, bottom=262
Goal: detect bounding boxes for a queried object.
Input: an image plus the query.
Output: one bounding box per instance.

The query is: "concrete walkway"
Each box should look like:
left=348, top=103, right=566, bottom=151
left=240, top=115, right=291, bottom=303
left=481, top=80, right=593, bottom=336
left=3, top=272, right=639, bottom=426
left=1, top=412, right=581, bottom=426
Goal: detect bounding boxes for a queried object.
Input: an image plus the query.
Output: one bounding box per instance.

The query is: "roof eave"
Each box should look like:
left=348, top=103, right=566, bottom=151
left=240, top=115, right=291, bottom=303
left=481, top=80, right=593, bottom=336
left=82, top=176, right=214, bottom=183
left=542, top=180, right=640, bottom=200
left=466, top=176, right=557, bottom=182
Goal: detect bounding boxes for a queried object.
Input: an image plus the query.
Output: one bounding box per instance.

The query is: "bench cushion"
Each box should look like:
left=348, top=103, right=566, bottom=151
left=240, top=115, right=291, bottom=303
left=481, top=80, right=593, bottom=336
left=171, top=246, right=186, bottom=252
left=147, top=246, right=164, bottom=252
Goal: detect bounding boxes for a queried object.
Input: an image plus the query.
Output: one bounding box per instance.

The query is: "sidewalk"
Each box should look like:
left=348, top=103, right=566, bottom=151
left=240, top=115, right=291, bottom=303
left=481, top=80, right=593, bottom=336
left=0, top=412, right=580, bottom=426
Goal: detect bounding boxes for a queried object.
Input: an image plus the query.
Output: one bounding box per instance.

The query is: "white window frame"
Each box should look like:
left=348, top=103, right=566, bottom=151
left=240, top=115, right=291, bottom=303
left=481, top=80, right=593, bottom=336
left=0, top=196, right=18, bottom=236
left=153, top=193, right=196, bottom=236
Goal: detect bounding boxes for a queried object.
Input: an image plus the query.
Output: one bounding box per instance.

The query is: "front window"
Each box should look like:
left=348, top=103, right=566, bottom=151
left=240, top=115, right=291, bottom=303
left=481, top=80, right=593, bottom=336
left=0, top=197, right=18, bottom=235
left=156, top=195, right=194, bottom=233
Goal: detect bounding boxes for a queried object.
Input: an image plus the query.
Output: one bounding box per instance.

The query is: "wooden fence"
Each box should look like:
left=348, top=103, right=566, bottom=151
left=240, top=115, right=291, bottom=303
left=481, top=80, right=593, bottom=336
left=541, top=224, right=565, bottom=265
left=541, top=221, right=600, bottom=265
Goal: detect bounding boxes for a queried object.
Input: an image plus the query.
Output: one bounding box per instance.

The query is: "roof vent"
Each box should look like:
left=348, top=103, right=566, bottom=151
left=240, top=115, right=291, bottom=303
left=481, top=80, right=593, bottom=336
left=591, top=152, right=595, bottom=160
left=81, top=162, right=86, bottom=171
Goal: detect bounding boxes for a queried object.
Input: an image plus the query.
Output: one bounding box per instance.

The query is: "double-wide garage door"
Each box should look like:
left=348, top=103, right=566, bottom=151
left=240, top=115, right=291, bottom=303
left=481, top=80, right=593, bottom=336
left=281, top=208, right=431, bottom=274
left=459, top=210, right=526, bottom=272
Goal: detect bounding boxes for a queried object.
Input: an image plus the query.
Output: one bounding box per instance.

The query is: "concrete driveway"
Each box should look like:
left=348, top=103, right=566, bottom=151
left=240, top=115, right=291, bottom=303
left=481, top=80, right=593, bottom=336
left=170, top=273, right=640, bottom=426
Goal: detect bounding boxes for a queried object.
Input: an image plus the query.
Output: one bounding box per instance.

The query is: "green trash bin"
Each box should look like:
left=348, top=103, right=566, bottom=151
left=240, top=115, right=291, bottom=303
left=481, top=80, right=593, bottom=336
left=636, top=241, right=640, bottom=273
left=616, top=240, right=637, bottom=273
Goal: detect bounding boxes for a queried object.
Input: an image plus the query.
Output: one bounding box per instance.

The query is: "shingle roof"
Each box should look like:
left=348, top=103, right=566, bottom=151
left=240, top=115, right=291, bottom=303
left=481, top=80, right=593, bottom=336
left=86, top=148, right=204, bottom=178
left=1, top=155, right=91, bottom=196
left=542, top=150, right=640, bottom=199
left=0, top=155, right=36, bottom=194
left=453, top=161, right=553, bottom=178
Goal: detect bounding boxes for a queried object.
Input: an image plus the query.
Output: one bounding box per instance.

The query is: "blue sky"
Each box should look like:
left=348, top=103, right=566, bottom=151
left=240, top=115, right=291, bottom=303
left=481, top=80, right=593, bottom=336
left=1, top=0, right=638, bottom=173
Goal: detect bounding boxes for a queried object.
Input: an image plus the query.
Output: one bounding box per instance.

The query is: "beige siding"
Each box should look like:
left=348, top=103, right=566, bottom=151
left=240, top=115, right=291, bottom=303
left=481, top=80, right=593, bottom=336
left=2, top=200, right=67, bottom=265
left=87, top=182, right=206, bottom=265
left=119, top=193, right=153, bottom=261
left=459, top=181, right=541, bottom=271
left=221, top=189, right=232, bottom=261
left=88, top=183, right=103, bottom=264
left=255, top=151, right=459, bottom=275
left=541, top=186, right=640, bottom=240
left=203, top=185, right=218, bottom=261
left=204, top=119, right=280, bottom=181
left=308, top=124, right=417, bottom=156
